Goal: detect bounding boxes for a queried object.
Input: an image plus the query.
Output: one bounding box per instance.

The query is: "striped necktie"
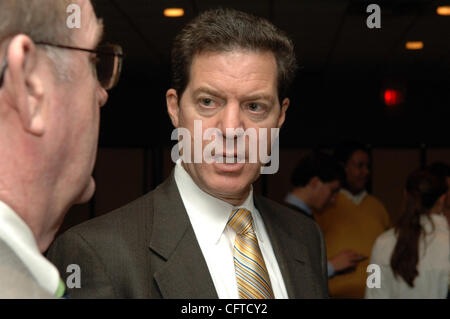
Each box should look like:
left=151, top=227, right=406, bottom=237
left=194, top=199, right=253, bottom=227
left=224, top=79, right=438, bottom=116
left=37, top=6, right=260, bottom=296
left=228, top=208, right=274, bottom=299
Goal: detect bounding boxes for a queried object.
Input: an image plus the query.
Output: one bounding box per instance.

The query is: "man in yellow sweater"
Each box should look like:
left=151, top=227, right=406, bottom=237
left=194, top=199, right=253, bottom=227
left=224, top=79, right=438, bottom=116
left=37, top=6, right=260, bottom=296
left=314, top=142, right=390, bottom=298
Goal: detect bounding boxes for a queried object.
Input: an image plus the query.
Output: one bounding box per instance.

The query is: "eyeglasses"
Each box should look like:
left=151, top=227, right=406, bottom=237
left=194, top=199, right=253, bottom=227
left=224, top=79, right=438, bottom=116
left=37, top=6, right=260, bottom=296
left=0, top=58, right=6, bottom=87
left=0, top=42, right=124, bottom=90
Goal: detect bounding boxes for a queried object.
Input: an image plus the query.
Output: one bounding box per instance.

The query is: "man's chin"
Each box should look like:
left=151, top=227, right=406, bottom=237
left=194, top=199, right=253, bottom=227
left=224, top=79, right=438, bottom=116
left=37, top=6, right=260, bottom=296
left=205, top=174, right=254, bottom=201
left=75, top=177, right=96, bottom=204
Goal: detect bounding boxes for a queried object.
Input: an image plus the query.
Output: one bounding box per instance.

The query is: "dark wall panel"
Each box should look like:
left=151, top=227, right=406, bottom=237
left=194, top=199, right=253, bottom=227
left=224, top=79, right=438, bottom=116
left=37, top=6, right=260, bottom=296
left=372, top=149, right=421, bottom=223
left=427, top=148, right=450, bottom=166
left=93, top=148, right=145, bottom=217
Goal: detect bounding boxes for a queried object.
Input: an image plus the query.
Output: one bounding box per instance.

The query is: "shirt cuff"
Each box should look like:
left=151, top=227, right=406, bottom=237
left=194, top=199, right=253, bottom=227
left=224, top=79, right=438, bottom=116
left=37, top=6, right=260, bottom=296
left=327, top=261, right=335, bottom=278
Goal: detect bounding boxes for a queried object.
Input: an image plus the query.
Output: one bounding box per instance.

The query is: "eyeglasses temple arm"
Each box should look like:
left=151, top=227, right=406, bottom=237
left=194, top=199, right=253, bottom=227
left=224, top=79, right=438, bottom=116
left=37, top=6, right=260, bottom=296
left=0, top=58, right=7, bottom=87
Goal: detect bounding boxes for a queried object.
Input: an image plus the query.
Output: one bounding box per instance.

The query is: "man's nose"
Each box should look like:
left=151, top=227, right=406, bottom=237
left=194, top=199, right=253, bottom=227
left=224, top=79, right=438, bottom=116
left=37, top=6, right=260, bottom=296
left=219, top=101, right=243, bottom=134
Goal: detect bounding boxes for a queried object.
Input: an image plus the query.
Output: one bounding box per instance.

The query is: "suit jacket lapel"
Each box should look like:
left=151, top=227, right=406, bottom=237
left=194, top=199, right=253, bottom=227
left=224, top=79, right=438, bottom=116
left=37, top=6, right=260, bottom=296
left=148, top=172, right=218, bottom=299
left=254, top=196, right=319, bottom=298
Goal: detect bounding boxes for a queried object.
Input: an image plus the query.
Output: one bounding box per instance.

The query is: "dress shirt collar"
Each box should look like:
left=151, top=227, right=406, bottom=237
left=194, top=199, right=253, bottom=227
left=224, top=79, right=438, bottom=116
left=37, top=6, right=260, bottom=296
left=0, top=200, right=60, bottom=295
left=174, top=160, right=260, bottom=244
left=341, top=188, right=368, bottom=205
left=284, top=193, right=312, bottom=216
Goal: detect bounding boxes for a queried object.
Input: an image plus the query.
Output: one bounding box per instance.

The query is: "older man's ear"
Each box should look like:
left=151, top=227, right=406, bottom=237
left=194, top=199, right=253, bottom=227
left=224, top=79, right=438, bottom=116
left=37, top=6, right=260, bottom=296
left=166, top=88, right=180, bottom=128
left=3, top=35, right=45, bottom=136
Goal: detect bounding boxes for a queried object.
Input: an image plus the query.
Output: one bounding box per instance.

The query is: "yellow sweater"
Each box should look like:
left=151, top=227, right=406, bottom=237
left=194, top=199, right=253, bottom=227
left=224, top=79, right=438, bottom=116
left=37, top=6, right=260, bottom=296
left=314, top=191, right=390, bottom=298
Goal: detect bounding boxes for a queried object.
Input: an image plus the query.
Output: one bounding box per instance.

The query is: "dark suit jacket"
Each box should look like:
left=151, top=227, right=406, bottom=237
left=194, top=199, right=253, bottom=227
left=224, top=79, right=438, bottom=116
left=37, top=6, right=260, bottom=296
left=47, top=172, right=329, bottom=298
left=284, top=202, right=316, bottom=221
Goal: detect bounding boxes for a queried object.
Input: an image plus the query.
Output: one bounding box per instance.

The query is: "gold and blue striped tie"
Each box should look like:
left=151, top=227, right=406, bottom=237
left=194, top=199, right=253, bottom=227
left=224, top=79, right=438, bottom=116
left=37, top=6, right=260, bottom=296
left=228, top=208, right=274, bottom=299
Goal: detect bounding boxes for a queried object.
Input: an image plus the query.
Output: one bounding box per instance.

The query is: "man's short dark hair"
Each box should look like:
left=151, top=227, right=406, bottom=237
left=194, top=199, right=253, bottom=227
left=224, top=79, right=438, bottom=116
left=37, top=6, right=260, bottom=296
left=171, top=8, right=297, bottom=101
left=427, top=162, right=450, bottom=178
left=291, top=152, right=345, bottom=188
left=334, top=141, right=369, bottom=165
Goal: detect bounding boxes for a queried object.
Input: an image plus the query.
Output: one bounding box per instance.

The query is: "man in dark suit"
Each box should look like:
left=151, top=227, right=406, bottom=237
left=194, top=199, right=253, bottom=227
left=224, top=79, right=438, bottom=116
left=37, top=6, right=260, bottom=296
left=0, top=0, right=122, bottom=298
left=48, top=8, right=328, bottom=299
left=284, top=152, right=364, bottom=279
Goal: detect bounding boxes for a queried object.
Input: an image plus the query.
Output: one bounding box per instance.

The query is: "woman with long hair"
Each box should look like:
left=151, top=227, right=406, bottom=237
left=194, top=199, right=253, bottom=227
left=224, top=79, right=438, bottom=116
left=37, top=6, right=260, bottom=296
left=365, top=169, right=449, bottom=298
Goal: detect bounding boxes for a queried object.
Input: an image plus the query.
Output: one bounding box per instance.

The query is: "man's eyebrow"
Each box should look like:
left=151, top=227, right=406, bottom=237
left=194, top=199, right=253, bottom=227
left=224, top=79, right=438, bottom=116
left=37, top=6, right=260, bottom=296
left=243, top=94, right=275, bottom=103
left=192, top=87, right=275, bottom=103
left=192, top=87, right=226, bottom=100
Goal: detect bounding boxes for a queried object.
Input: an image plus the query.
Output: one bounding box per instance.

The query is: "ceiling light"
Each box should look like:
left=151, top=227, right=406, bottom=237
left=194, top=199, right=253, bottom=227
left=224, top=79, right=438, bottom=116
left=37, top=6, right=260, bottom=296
left=164, top=8, right=184, bottom=18
left=437, top=6, right=450, bottom=16
left=405, top=41, right=423, bottom=50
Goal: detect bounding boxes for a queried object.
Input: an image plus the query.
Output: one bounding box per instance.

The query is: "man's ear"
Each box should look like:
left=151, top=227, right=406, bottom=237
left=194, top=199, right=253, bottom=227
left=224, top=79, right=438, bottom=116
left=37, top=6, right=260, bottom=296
left=309, top=176, right=321, bottom=189
left=277, top=97, right=290, bottom=128
left=166, top=88, right=180, bottom=128
left=4, top=35, right=45, bottom=136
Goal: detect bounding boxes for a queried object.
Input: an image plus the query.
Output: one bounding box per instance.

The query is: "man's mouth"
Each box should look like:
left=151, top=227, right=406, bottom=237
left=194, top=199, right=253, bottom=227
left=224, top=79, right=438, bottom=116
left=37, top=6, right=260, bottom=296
left=214, top=153, right=246, bottom=163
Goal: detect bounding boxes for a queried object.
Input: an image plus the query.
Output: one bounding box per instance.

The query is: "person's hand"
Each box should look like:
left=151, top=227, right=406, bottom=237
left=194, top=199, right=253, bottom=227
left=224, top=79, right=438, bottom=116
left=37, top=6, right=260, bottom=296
left=329, top=250, right=365, bottom=273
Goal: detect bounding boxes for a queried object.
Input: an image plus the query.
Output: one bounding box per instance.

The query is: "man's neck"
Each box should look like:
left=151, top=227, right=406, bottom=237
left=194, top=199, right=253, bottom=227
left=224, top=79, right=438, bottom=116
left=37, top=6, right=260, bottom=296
left=292, top=188, right=313, bottom=211
left=344, top=186, right=365, bottom=196
left=180, top=161, right=252, bottom=207
left=207, top=188, right=251, bottom=207
left=0, top=190, right=59, bottom=253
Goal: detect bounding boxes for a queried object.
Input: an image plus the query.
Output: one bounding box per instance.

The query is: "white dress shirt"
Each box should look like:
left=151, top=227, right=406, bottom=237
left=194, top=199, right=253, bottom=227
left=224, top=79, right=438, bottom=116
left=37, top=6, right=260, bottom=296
left=341, top=189, right=368, bottom=205
left=365, top=214, right=450, bottom=299
left=174, top=160, right=289, bottom=299
left=0, top=200, right=60, bottom=296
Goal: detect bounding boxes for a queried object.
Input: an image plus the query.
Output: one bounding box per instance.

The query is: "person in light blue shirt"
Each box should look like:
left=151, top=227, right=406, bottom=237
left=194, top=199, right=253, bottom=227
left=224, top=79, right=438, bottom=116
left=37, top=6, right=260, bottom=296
left=285, top=152, right=365, bottom=277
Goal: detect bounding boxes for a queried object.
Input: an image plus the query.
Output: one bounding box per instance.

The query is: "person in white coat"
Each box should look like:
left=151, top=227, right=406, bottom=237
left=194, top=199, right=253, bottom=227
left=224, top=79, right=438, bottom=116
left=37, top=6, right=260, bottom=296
left=365, top=169, right=449, bottom=299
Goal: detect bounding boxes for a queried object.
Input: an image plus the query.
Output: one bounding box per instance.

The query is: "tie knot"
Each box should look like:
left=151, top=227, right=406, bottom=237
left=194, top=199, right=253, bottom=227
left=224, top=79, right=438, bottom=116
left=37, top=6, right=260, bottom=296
left=228, top=208, right=254, bottom=235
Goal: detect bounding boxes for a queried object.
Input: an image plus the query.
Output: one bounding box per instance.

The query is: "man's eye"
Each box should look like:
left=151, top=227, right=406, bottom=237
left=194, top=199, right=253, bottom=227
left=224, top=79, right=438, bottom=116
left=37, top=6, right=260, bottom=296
left=248, top=103, right=263, bottom=112
left=200, top=98, right=215, bottom=107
